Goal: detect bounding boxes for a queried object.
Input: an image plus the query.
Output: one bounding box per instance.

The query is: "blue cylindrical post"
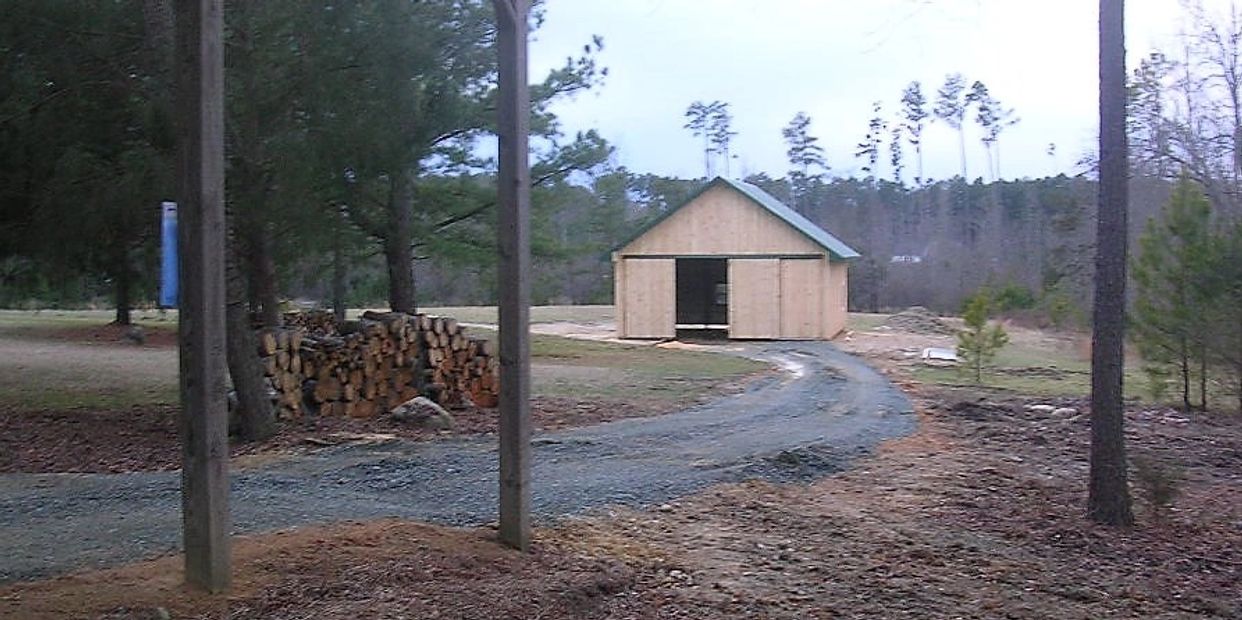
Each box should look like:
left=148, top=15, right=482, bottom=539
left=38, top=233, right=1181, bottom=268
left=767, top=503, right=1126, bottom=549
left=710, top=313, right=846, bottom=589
left=160, top=201, right=178, bottom=308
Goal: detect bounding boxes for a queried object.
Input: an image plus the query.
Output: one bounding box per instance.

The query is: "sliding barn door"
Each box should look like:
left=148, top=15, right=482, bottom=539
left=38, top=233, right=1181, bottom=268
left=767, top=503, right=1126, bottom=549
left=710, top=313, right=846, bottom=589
left=779, top=258, right=825, bottom=339
left=620, top=258, right=675, bottom=338
left=728, top=259, right=780, bottom=338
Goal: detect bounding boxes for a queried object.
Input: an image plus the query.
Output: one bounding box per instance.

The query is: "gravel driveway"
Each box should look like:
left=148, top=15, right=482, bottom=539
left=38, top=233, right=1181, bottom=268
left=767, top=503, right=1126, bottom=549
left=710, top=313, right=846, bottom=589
left=0, top=341, right=913, bottom=583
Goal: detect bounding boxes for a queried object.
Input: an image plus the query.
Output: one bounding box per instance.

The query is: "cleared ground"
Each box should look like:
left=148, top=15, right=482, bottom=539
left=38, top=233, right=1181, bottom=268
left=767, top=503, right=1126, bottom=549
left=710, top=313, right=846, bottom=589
left=0, top=308, right=753, bottom=412
left=4, top=347, right=1239, bottom=618
left=3, top=308, right=1237, bottom=618
left=0, top=342, right=912, bottom=584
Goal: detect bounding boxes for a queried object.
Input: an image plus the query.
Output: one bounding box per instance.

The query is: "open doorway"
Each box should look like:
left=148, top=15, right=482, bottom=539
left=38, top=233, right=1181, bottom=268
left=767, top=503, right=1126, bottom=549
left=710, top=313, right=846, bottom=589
left=675, top=257, right=728, bottom=339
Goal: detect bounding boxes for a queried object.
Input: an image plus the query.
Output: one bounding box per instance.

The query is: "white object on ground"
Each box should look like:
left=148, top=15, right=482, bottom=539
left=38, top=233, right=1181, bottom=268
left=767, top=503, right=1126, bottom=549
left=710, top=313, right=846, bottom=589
left=921, top=347, right=959, bottom=362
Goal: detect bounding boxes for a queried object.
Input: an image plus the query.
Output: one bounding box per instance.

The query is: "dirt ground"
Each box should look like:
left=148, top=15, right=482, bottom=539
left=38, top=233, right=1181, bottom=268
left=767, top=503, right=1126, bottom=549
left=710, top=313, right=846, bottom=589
left=4, top=383, right=1238, bottom=618
left=0, top=394, right=701, bottom=474
left=2, top=316, right=1239, bottom=618
left=0, top=314, right=763, bottom=474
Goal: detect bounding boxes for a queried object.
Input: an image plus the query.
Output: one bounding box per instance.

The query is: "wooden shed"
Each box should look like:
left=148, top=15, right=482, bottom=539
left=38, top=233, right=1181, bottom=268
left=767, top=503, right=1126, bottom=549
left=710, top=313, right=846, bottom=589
left=613, top=177, right=860, bottom=340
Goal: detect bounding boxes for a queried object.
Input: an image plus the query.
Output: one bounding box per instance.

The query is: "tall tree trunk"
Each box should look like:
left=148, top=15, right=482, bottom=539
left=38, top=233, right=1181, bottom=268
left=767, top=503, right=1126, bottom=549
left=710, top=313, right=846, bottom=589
left=113, top=247, right=132, bottom=326
left=225, top=236, right=275, bottom=441
left=244, top=223, right=280, bottom=327
left=958, top=128, right=967, bottom=179
left=332, top=220, right=347, bottom=323
left=385, top=176, right=416, bottom=313
left=703, top=135, right=711, bottom=179
left=1237, top=361, right=1241, bottom=414
left=1181, top=345, right=1192, bottom=411
left=1199, top=346, right=1208, bottom=411
left=1088, top=0, right=1134, bottom=527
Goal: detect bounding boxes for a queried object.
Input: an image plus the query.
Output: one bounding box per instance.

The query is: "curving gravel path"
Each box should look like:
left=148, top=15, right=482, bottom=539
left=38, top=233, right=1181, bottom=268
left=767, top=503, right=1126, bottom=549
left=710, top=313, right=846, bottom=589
left=0, top=342, right=914, bottom=583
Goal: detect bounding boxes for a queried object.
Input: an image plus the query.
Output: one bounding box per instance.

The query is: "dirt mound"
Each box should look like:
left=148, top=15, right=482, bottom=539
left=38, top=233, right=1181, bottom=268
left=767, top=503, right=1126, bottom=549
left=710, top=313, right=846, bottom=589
left=881, top=306, right=956, bottom=335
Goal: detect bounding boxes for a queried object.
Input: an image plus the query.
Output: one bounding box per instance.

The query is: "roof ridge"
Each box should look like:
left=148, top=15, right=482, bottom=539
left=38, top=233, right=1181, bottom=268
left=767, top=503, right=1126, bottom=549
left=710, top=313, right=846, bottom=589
left=614, top=176, right=860, bottom=260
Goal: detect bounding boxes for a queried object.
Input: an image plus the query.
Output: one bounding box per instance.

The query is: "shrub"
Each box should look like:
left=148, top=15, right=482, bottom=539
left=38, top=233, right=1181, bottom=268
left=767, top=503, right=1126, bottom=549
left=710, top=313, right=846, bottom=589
left=1131, top=453, right=1182, bottom=520
left=957, top=291, right=1010, bottom=384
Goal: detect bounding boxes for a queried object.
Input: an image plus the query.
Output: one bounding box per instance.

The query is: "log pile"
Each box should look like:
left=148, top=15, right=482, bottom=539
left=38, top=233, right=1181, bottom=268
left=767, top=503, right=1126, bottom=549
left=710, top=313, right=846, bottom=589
left=300, top=311, right=422, bottom=419
left=256, top=327, right=306, bottom=420
left=414, top=313, right=500, bottom=408
left=282, top=310, right=338, bottom=335
left=255, top=310, right=499, bottom=420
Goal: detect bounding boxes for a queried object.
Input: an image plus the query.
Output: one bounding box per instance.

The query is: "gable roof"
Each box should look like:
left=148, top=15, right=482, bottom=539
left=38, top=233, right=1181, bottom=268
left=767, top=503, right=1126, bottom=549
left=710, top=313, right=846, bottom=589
left=616, top=176, right=861, bottom=260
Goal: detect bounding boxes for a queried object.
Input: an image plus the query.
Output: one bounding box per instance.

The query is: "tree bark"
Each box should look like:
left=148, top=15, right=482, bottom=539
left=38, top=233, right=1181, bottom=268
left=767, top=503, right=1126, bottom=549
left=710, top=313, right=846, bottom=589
left=1088, top=0, right=1134, bottom=527
left=244, top=223, right=281, bottom=327
left=332, top=216, right=347, bottom=323
left=1181, top=344, right=1192, bottom=411
left=225, top=234, right=275, bottom=442
left=958, top=128, right=967, bottom=180
left=113, top=247, right=132, bottom=326
left=385, top=175, right=416, bottom=313
left=1199, top=347, right=1208, bottom=411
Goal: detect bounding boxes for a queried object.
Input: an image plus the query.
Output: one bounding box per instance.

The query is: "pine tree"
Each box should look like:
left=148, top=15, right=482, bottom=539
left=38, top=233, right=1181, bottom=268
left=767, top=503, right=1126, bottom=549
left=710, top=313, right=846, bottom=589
left=1205, top=222, right=1242, bottom=412
left=956, top=292, right=1009, bottom=384
left=935, top=73, right=970, bottom=179
left=967, top=81, right=1018, bottom=181
left=685, top=100, right=723, bottom=178
left=709, top=103, right=737, bottom=178
left=1090, top=0, right=1134, bottom=527
left=854, top=101, right=886, bottom=180
left=782, top=112, right=827, bottom=210
left=900, top=81, right=929, bottom=184
left=1132, top=174, right=1215, bottom=411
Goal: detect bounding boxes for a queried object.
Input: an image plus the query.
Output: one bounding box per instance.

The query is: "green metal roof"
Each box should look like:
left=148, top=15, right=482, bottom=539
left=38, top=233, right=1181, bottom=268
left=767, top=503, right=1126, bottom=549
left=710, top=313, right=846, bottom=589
left=616, top=176, right=861, bottom=260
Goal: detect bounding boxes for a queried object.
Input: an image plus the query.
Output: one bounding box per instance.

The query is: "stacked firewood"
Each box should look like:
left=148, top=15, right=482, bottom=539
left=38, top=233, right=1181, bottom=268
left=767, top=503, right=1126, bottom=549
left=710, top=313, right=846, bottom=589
left=282, top=309, right=338, bottom=335
left=413, top=314, right=500, bottom=408
left=256, top=327, right=306, bottom=419
left=256, top=310, right=499, bottom=420
left=300, top=311, right=423, bottom=418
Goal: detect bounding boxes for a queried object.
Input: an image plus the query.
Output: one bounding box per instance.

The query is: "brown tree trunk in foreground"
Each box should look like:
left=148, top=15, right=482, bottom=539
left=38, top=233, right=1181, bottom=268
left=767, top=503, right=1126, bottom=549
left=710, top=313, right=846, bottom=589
left=226, top=236, right=275, bottom=442
left=1088, top=0, right=1134, bottom=527
left=113, top=248, right=132, bottom=326
left=385, top=176, right=415, bottom=313
left=244, top=223, right=281, bottom=328
left=332, top=216, right=347, bottom=323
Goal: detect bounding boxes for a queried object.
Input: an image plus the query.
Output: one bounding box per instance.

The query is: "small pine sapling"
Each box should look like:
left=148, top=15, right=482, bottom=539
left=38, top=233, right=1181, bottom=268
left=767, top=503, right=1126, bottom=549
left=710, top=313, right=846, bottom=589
left=957, top=293, right=1009, bottom=384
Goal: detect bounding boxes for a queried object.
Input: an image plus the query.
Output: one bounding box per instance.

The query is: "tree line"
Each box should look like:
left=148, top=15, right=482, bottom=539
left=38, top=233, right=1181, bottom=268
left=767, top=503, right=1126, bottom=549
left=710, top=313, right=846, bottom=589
left=0, top=0, right=610, bottom=325
left=683, top=72, right=1019, bottom=196
left=3, top=0, right=1242, bottom=422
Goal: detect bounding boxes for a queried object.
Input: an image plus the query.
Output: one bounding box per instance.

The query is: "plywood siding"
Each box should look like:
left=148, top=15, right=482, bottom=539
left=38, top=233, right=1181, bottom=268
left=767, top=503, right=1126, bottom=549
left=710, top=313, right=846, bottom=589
left=619, top=258, right=674, bottom=338
left=620, top=186, right=824, bottom=257
left=729, top=259, right=780, bottom=338
left=825, top=261, right=849, bottom=338
left=779, top=258, right=826, bottom=339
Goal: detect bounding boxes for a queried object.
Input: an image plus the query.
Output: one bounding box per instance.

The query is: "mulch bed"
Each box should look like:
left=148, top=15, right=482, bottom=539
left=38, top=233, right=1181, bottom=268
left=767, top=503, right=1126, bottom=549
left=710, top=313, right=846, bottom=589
left=549, top=388, right=1242, bottom=619
left=0, top=397, right=660, bottom=474
left=0, top=521, right=637, bottom=620
left=30, top=323, right=179, bottom=348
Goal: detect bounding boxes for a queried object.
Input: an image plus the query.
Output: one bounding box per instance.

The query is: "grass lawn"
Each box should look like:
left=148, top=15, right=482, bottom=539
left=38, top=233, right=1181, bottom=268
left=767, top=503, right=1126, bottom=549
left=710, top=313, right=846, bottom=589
left=897, top=324, right=1149, bottom=399
left=467, top=327, right=764, bottom=406
left=366, top=305, right=615, bottom=325
left=0, top=309, right=761, bottom=411
left=0, top=313, right=179, bottom=409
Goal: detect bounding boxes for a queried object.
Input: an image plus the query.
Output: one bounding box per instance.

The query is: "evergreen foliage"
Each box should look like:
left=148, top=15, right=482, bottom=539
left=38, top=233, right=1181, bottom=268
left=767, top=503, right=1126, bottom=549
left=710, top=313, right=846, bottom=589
left=956, top=291, right=1009, bottom=384
left=1132, top=174, right=1215, bottom=410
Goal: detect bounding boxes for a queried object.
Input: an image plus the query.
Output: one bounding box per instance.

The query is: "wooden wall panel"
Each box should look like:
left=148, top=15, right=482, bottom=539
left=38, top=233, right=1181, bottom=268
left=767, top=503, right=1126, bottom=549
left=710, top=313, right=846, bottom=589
left=729, top=259, right=780, bottom=338
left=779, top=258, right=825, bottom=339
left=825, top=262, right=849, bottom=338
left=620, top=186, right=824, bottom=257
left=619, top=258, right=674, bottom=338
left=613, top=255, right=626, bottom=336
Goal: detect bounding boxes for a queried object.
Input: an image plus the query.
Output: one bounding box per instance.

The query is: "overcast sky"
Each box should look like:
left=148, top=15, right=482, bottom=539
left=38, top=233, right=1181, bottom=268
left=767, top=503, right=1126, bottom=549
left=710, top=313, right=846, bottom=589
left=526, top=0, right=1223, bottom=183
